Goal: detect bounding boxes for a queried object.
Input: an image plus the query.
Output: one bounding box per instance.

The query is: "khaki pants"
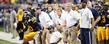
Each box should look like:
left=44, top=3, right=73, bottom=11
left=10, top=22, right=17, bottom=38
left=92, top=29, right=97, bottom=44
left=63, top=26, right=81, bottom=44
left=41, top=28, right=50, bottom=44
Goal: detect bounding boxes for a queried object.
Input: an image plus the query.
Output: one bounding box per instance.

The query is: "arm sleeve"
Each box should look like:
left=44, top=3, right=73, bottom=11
left=56, top=32, right=62, bottom=38
left=88, top=9, right=94, bottom=19
left=74, top=12, right=81, bottom=20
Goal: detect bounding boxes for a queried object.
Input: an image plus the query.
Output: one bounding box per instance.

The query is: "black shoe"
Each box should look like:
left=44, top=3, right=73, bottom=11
left=19, top=38, right=23, bottom=40
left=11, top=37, right=15, bottom=39
left=106, top=40, right=109, bottom=44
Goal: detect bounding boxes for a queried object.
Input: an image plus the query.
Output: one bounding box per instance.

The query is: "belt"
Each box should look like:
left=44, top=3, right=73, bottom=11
left=68, top=23, right=78, bottom=28
left=69, top=25, right=74, bottom=28
left=50, top=43, right=57, bottom=44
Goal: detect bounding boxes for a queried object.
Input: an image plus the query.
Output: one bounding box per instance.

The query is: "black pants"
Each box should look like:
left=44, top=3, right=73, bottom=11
left=16, top=21, right=24, bottom=40
left=80, top=28, right=92, bottom=44
left=18, top=32, right=24, bottom=39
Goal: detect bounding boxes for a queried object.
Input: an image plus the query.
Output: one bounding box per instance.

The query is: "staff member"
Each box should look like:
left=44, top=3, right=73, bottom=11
left=54, top=7, right=66, bottom=44
left=64, top=3, right=81, bottom=44
left=80, top=2, right=94, bottom=44
left=87, top=2, right=101, bottom=44
left=55, top=7, right=66, bottom=44
left=35, top=7, right=54, bottom=44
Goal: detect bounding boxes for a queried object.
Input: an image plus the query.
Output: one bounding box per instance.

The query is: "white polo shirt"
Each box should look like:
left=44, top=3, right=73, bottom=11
left=50, top=31, right=62, bottom=43
left=39, top=11, right=53, bottom=27
left=10, top=10, right=17, bottom=22
left=49, top=10, right=57, bottom=21
left=65, top=10, right=80, bottom=28
left=80, top=8, right=94, bottom=28
left=55, top=11, right=66, bottom=26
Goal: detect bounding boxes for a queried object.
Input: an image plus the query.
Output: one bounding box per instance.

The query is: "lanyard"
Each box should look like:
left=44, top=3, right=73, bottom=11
left=48, top=13, right=52, bottom=20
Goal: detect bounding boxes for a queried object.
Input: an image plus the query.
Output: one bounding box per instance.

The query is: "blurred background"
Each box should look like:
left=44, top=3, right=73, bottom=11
left=0, top=0, right=109, bottom=44
left=0, top=0, right=108, bottom=31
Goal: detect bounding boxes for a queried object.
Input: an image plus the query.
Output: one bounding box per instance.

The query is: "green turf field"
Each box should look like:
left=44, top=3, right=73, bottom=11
left=0, top=39, right=16, bottom=44
left=0, top=26, right=17, bottom=44
left=0, top=26, right=3, bottom=32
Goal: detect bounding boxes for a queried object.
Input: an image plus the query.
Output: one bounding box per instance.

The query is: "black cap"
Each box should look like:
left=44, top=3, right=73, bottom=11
left=47, top=25, right=55, bottom=30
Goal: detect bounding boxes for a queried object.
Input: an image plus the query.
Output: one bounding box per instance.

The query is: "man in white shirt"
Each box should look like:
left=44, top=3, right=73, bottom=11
left=35, top=7, right=53, bottom=28
left=10, top=8, right=17, bottom=39
left=65, top=5, right=80, bottom=28
left=50, top=28, right=63, bottom=44
left=35, top=7, right=54, bottom=44
left=49, top=7, right=66, bottom=44
left=79, top=2, right=94, bottom=44
left=55, top=7, right=66, bottom=30
left=64, top=3, right=80, bottom=44
left=47, top=5, right=57, bottom=26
